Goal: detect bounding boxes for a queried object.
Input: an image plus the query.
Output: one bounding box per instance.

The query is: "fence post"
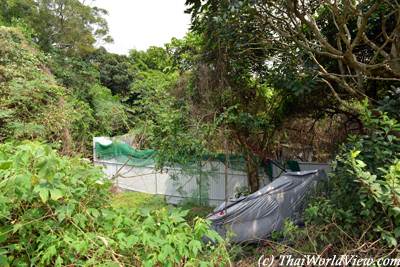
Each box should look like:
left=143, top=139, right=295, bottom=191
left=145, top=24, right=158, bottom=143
left=155, top=171, right=158, bottom=195
left=224, top=139, right=228, bottom=207
left=199, top=162, right=202, bottom=205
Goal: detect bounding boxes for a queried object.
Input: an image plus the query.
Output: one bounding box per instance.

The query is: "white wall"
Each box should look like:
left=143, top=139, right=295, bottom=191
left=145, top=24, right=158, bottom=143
left=93, top=137, right=330, bottom=206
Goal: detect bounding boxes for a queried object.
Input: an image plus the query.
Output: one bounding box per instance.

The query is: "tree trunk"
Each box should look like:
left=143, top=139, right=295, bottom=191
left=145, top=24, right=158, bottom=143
left=246, top=154, right=260, bottom=192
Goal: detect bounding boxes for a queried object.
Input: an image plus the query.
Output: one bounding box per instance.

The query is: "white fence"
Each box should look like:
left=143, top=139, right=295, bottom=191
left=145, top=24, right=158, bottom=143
left=94, top=159, right=260, bottom=206
left=93, top=138, right=330, bottom=206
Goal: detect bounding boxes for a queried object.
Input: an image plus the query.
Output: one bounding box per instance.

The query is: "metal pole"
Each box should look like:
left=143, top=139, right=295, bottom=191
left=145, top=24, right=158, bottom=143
left=199, top=163, right=202, bottom=205
left=155, top=172, right=158, bottom=195
left=92, top=137, right=96, bottom=163
left=224, top=138, right=228, bottom=208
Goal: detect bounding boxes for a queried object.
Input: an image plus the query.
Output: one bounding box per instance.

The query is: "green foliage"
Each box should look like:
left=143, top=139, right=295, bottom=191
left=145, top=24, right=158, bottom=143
left=88, top=84, right=129, bottom=136
left=0, top=0, right=36, bottom=26
left=187, top=0, right=270, bottom=83
left=0, top=142, right=229, bottom=266
left=112, top=192, right=215, bottom=226
left=130, top=46, right=173, bottom=73
left=112, top=192, right=167, bottom=211
left=178, top=200, right=215, bottom=223
left=130, top=69, right=211, bottom=167
left=0, top=0, right=112, bottom=55
left=166, top=33, right=203, bottom=72
left=0, top=26, right=131, bottom=155
left=88, top=48, right=136, bottom=96
left=0, top=27, right=80, bottom=146
left=305, top=104, right=400, bottom=247
left=48, top=51, right=131, bottom=136
left=185, top=0, right=308, bottom=191
left=186, top=0, right=400, bottom=116
left=270, top=220, right=300, bottom=243
left=378, top=87, right=400, bottom=120
left=48, top=52, right=100, bottom=96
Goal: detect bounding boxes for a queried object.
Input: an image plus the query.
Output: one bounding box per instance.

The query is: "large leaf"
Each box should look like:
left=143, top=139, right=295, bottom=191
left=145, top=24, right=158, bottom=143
left=50, top=188, right=63, bottom=201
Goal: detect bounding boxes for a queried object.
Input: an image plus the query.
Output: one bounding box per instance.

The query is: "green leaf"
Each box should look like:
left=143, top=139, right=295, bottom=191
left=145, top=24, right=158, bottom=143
left=188, top=240, right=202, bottom=256
left=12, top=223, right=22, bottom=234
left=395, top=227, right=400, bottom=238
left=126, top=235, right=139, bottom=247
left=383, top=233, right=397, bottom=247
left=351, top=150, right=361, bottom=158
left=387, top=135, right=395, bottom=142
left=0, top=160, right=12, bottom=170
left=0, top=255, right=9, bottom=267
left=392, top=207, right=400, bottom=215
left=41, top=245, right=57, bottom=263
left=56, top=209, right=66, bottom=222
left=88, top=208, right=100, bottom=218
left=55, top=256, right=63, bottom=267
left=50, top=189, right=63, bottom=201
left=38, top=188, right=49, bottom=203
left=355, top=160, right=366, bottom=168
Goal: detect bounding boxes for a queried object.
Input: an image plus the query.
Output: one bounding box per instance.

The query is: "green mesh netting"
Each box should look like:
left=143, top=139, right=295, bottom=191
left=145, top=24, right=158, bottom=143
left=95, top=141, right=250, bottom=170
left=95, top=141, right=299, bottom=175
left=95, top=142, right=156, bottom=167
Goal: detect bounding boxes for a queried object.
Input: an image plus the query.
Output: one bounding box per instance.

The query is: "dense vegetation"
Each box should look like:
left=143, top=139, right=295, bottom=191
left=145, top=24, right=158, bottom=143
left=0, top=142, right=228, bottom=266
left=311, top=106, right=400, bottom=246
left=0, top=0, right=399, bottom=265
left=0, top=27, right=128, bottom=155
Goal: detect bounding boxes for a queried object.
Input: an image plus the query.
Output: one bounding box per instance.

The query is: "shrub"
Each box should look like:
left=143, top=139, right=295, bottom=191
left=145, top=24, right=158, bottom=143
left=0, top=142, right=229, bottom=266
left=88, top=84, right=129, bottom=137
left=305, top=105, right=400, bottom=247
left=0, top=27, right=84, bottom=153
left=0, top=26, right=131, bottom=155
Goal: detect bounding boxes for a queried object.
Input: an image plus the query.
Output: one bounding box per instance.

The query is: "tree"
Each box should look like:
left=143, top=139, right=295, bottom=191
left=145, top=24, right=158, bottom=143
left=187, top=0, right=400, bottom=98
left=129, top=46, right=173, bottom=72
left=184, top=0, right=400, bottom=190
left=223, top=0, right=400, bottom=99
left=184, top=0, right=300, bottom=191
left=166, top=33, right=203, bottom=72
left=0, top=0, right=37, bottom=23
left=0, top=27, right=128, bottom=154
left=88, top=47, right=136, bottom=96
left=266, top=0, right=400, bottom=96
left=0, top=0, right=112, bottom=54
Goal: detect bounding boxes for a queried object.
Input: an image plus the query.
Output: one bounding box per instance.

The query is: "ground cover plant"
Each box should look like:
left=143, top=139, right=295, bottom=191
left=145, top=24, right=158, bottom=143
left=112, top=192, right=214, bottom=225
left=111, top=192, right=167, bottom=211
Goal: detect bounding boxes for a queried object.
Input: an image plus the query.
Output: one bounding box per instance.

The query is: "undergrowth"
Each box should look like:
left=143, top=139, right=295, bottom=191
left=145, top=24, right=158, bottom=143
left=0, top=142, right=229, bottom=266
left=233, top=106, right=400, bottom=264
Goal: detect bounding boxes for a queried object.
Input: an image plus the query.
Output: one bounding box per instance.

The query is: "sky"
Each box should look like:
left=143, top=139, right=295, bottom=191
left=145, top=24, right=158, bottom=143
left=93, top=0, right=191, bottom=55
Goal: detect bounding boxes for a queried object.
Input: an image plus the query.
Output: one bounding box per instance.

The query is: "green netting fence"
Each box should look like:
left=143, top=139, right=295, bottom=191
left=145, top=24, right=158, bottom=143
left=95, top=142, right=157, bottom=167
left=94, top=140, right=310, bottom=205
left=95, top=141, right=300, bottom=178
left=95, top=141, right=256, bottom=172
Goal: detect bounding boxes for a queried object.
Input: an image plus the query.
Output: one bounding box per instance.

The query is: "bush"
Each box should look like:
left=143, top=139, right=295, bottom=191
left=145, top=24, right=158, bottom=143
left=129, top=70, right=210, bottom=167
left=0, top=26, right=132, bottom=155
left=305, top=105, right=400, bottom=247
left=0, top=27, right=89, bottom=154
left=89, top=84, right=129, bottom=137
left=0, top=142, right=229, bottom=266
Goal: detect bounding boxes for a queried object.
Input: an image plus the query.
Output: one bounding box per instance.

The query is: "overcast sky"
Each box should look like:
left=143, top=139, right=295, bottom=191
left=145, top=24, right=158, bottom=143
left=93, top=0, right=191, bottom=55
